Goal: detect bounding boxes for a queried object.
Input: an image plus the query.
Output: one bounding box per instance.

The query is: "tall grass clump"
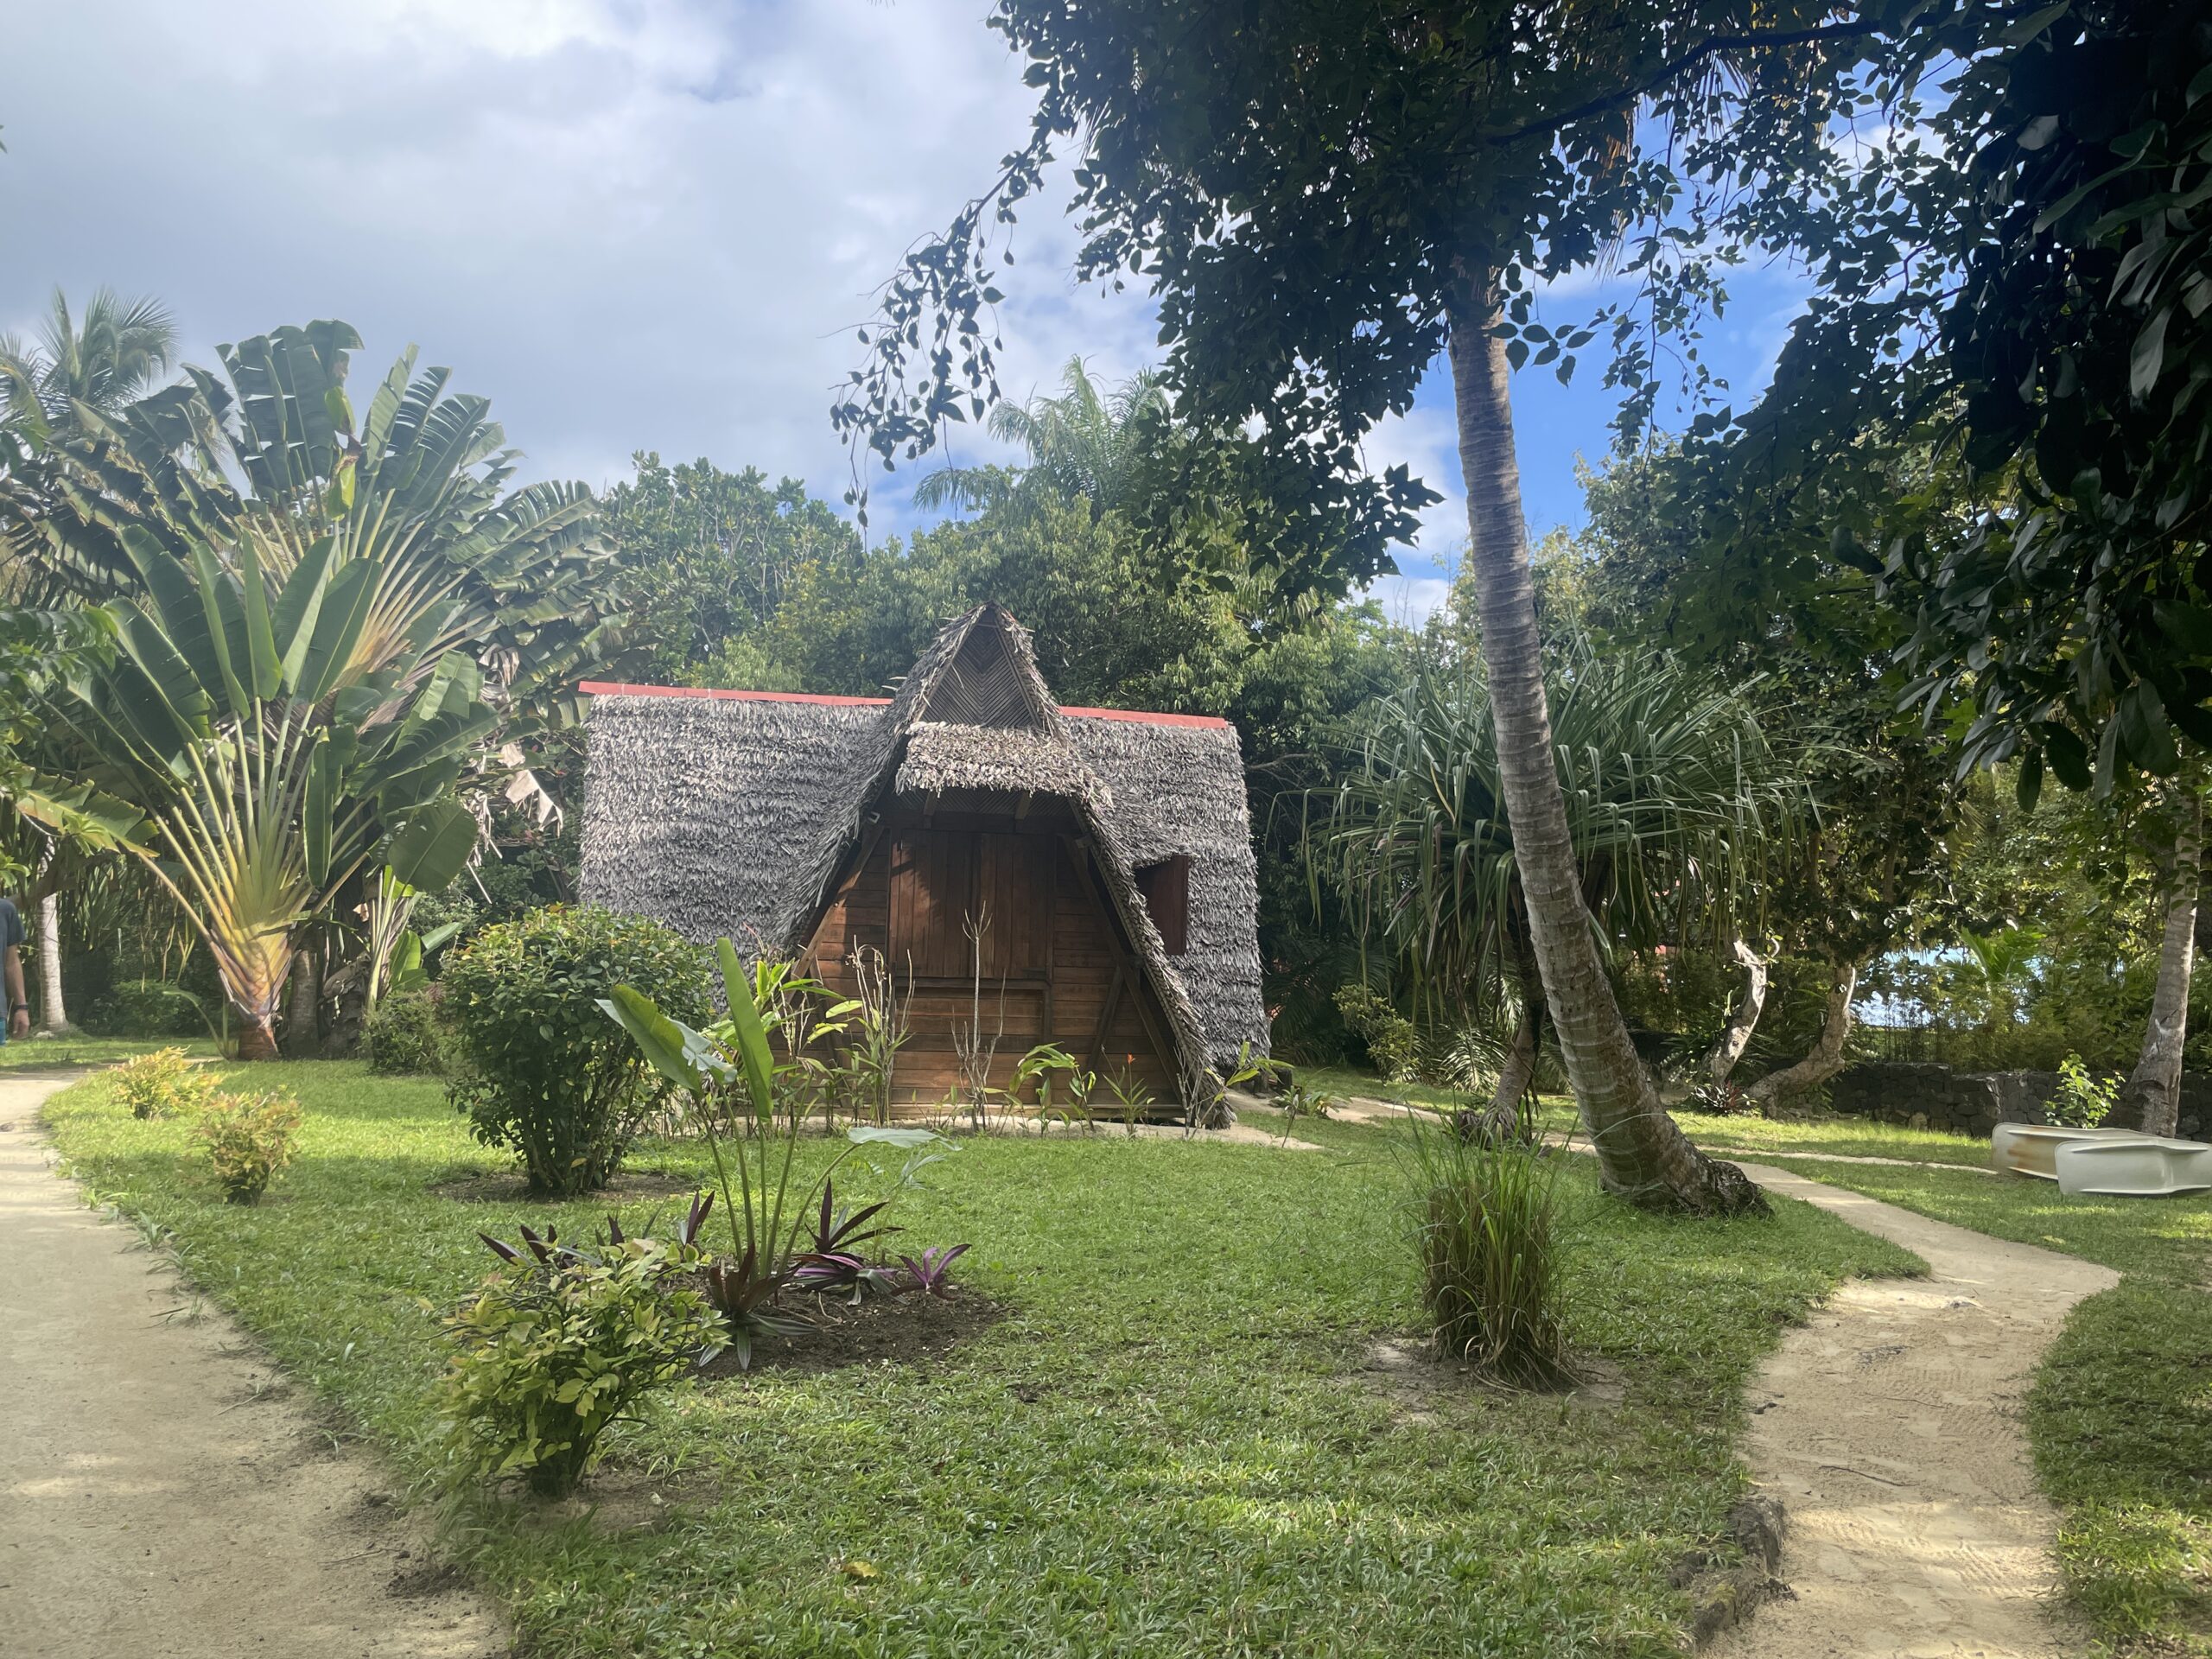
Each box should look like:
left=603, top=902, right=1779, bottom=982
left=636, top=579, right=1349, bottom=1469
left=1408, top=1122, right=1571, bottom=1387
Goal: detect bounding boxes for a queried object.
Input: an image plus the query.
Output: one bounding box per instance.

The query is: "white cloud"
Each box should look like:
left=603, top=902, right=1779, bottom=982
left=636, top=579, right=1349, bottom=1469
left=0, top=2, right=1522, bottom=563
left=0, top=1, right=1165, bottom=533
left=1363, top=571, right=1454, bottom=628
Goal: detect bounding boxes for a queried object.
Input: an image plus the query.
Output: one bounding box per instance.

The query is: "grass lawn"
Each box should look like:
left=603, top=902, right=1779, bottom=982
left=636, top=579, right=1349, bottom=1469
left=0, top=1033, right=218, bottom=1071
left=1669, top=1105, right=2212, bottom=1656
left=41, top=1060, right=1921, bottom=1659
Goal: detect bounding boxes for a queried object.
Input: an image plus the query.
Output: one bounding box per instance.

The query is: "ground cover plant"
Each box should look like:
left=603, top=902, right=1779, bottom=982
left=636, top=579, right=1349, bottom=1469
left=1671, top=1107, right=2212, bottom=1654
left=41, top=1060, right=1918, bottom=1658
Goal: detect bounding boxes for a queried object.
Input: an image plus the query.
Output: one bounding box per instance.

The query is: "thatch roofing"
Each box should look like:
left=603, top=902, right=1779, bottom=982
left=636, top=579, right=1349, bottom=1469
left=578, top=605, right=1268, bottom=1085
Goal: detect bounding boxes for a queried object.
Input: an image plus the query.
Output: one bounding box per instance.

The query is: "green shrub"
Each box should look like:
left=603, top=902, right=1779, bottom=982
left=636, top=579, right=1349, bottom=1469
left=437, top=1230, right=724, bottom=1497
left=443, top=906, right=712, bottom=1196
left=1335, top=982, right=1420, bottom=1084
left=2050, top=1053, right=2120, bottom=1129
left=111, top=1046, right=219, bottom=1119
left=1409, top=1127, right=1569, bottom=1388
left=194, top=1089, right=303, bottom=1203
left=83, top=982, right=207, bottom=1038
left=363, top=991, right=448, bottom=1075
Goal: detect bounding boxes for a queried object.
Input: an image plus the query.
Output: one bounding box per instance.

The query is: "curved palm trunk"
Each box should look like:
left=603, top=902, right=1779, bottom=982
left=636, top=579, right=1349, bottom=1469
left=36, top=888, right=67, bottom=1033
left=1707, top=938, right=1770, bottom=1088
left=1746, top=959, right=1859, bottom=1113
left=2126, top=797, right=2200, bottom=1138
left=1446, top=270, right=1764, bottom=1215
left=1487, top=928, right=1546, bottom=1129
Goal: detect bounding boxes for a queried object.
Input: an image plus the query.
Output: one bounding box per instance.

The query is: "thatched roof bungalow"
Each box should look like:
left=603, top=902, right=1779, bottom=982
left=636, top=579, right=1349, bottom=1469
left=579, top=604, right=1266, bottom=1114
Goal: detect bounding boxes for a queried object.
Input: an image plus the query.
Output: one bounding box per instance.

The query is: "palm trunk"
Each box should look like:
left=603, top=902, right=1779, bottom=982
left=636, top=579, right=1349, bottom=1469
left=35, top=887, right=68, bottom=1033
left=1747, top=959, right=1859, bottom=1113
left=1488, top=928, right=1546, bottom=1127
left=2126, top=797, right=2199, bottom=1138
left=1446, top=268, right=1764, bottom=1215
left=1707, top=938, right=1770, bottom=1088
left=284, top=945, right=321, bottom=1059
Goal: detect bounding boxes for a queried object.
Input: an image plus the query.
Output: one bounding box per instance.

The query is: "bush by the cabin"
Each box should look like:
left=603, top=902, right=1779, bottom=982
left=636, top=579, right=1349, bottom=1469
left=363, top=991, right=448, bottom=1077
left=443, top=906, right=711, bottom=1197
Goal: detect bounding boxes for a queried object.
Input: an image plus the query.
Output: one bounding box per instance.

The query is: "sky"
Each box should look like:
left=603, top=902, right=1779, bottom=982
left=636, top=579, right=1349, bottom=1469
left=0, top=1, right=1815, bottom=626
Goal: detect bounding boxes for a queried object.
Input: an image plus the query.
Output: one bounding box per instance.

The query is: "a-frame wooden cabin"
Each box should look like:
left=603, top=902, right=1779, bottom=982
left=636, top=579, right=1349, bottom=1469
left=578, top=605, right=1267, bottom=1113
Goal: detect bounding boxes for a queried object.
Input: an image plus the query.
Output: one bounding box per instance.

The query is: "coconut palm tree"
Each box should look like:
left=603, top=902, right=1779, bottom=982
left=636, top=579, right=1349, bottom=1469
left=1322, top=630, right=1816, bottom=1139
left=912, top=358, right=1170, bottom=519
left=0, top=288, right=177, bottom=445
left=0, top=288, right=179, bottom=1028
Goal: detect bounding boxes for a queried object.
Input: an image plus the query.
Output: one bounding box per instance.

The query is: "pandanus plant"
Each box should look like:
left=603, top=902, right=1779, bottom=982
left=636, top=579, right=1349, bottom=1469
left=1319, top=630, right=1819, bottom=1121
left=600, top=939, right=949, bottom=1368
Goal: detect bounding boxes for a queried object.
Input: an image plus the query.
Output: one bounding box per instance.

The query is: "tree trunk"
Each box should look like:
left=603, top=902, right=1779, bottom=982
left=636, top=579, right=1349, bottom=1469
left=1446, top=268, right=1764, bottom=1215
left=284, top=947, right=322, bottom=1059
left=2126, top=796, right=2200, bottom=1138
left=1706, top=938, right=1770, bottom=1088
left=1487, top=928, right=1547, bottom=1128
left=1747, top=959, right=1859, bottom=1113
left=235, top=1009, right=281, bottom=1061
left=35, top=887, right=68, bottom=1034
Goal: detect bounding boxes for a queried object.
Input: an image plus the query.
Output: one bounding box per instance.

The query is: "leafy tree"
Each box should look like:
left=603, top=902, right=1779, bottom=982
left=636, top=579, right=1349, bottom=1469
left=833, top=0, right=1958, bottom=1210
left=1566, top=446, right=1961, bottom=1106
left=1692, top=4, right=2212, bottom=1126
left=602, top=454, right=859, bottom=686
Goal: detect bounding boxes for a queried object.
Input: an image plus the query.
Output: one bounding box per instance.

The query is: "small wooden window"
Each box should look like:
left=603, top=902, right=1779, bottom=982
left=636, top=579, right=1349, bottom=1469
left=1135, top=856, right=1191, bottom=956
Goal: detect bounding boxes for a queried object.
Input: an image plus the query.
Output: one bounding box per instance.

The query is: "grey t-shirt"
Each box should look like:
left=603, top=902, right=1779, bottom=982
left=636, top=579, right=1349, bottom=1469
left=0, top=897, right=21, bottom=952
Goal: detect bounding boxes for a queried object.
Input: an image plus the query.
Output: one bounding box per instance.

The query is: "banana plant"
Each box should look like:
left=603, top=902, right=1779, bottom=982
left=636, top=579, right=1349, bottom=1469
left=52, top=524, right=493, bottom=1057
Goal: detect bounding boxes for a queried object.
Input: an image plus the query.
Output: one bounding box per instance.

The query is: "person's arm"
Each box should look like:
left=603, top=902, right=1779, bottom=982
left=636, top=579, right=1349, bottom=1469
left=4, top=944, right=26, bottom=1038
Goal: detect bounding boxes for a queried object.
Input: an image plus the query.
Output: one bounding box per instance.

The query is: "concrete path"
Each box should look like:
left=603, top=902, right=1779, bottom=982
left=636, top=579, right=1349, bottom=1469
left=0, top=1071, right=504, bottom=1657
left=1709, top=1162, right=2118, bottom=1659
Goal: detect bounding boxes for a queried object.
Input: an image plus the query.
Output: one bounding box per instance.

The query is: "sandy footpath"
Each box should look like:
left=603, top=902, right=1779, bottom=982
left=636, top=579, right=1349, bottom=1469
left=1710, top=1162, right=2118, bottom=1659
left=0, top=1070, right=505, bottom=1658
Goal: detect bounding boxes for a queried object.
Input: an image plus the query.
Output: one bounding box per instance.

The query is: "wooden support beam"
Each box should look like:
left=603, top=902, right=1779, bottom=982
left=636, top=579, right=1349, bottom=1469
left=1060, top=836, right=1182, bottom=1102
left=1085, top=963, right=1126, bottom=1079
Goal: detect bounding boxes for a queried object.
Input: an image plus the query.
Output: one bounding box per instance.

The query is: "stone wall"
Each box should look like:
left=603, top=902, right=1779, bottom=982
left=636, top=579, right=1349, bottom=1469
left=1824, top=1062, right=2212, bottom=1141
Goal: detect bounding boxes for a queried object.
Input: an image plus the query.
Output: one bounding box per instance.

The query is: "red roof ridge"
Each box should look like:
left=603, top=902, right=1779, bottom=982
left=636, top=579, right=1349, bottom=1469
left=577, top=681, right=1231, bottom=730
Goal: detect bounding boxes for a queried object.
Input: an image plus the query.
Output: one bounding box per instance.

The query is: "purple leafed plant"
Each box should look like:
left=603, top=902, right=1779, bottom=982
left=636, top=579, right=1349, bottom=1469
left=808, top=1180, right=900, bottom=1255
left=478, top=1221, right=588, bottom=1269
left=898, top=1243, right=970, bottom=1299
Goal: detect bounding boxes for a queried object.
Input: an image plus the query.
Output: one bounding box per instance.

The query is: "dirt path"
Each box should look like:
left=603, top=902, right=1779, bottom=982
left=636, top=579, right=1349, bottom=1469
left=1709, top=1161, right=2118, bottom=1659
left=0, top=1071, right=505, bottom=1658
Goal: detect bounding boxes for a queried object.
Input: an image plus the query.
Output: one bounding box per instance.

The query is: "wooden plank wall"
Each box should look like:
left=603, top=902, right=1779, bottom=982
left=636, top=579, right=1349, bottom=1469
left=802, top=795, right=1181, bottom=1112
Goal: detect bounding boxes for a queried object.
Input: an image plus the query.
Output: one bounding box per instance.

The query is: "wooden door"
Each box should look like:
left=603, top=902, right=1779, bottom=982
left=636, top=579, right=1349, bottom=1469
left=889, top=830, right=1053, bottom=982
